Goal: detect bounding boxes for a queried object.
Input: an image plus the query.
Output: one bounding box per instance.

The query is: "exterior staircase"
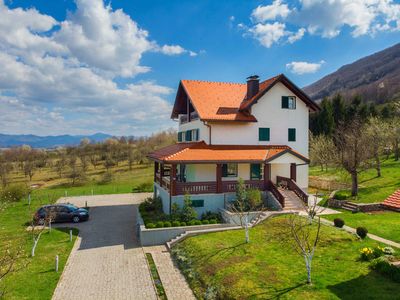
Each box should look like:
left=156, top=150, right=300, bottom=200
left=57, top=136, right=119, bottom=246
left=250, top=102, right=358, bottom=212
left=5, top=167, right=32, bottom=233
left=341, top=202, right=359, bottom=213
left=382, top=190, right=400, bottom=211
left=278, top=188, right=305, bottom=210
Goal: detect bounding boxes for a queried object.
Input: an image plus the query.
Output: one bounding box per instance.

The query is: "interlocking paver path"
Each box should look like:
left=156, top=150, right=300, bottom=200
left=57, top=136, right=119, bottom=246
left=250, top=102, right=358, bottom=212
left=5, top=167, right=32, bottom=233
left=52, top=193, right=157, bottom=300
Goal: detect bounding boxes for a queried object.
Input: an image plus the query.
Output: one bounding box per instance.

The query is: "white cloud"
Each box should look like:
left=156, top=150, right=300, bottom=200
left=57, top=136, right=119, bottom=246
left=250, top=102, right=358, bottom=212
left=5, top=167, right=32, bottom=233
left=252, top=0, right=291, bottom=22
left=246, top=0, right=400, bottom=47
left=0, top=0, right=194, bottom=136
left=286, top=60, right=325, bottom=74
left=249, top=22, right=287, bottom=48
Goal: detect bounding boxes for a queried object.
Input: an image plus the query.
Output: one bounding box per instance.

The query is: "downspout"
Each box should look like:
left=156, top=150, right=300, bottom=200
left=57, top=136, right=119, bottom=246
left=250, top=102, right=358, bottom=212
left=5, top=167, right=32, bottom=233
left=204, top=121, right=212, bottom=145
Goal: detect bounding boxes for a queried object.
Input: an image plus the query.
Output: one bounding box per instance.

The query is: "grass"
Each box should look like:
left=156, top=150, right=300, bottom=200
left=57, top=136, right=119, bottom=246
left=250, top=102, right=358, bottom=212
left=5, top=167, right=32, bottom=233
left=323, top=210, right=400, bottom=243
left=145, top=253, right=167, bottom=300
left=0, top=162, right=153, bottom=299
left=173, top=216, right=400, bottom=299
left=309, top=158, right=400, bottom=203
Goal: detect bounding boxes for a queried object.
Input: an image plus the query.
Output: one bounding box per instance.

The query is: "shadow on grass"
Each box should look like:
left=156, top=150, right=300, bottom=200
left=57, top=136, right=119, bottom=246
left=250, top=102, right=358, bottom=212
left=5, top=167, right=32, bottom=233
left=327, top=271, right=400, bottom=299
left=249, top=282, right=306, bottom=299
left=192, top=241, right=247, bottom=264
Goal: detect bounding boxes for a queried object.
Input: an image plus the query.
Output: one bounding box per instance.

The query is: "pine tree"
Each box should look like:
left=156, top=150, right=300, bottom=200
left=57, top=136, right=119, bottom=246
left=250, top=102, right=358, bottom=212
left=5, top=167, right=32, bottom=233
left=317, top=98, right=334, bottom=136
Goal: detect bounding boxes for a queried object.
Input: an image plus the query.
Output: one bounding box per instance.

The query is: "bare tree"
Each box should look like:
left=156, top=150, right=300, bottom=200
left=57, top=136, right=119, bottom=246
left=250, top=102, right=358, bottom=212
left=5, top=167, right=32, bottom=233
left=0, top=162, right=13, bottom=187
left=0, top=244, right=26, bottom=297
left=366, top=117, right=389, bottom=177
left=281, top=214, right=321, bottom=284
left=310, top=133, right=337, bottom=171
left=227, top=178, right=265, bottom=243
left=23, top=161, right=36, bottom=181
left=335, top=119, right=373, bottom=196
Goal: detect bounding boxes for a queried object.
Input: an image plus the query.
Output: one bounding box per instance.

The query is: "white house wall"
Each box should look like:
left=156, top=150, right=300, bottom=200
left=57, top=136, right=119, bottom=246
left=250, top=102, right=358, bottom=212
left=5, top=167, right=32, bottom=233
left=185, top=163, right=252, bottom=182
left=208, top=82, right=309, bottom=156
left=179, top=119, right=209, bottom=143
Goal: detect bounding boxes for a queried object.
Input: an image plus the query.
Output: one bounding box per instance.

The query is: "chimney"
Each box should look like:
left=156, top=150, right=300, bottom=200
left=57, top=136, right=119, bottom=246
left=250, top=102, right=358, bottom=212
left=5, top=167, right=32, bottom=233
left=246, top=75, right=259, bottom=99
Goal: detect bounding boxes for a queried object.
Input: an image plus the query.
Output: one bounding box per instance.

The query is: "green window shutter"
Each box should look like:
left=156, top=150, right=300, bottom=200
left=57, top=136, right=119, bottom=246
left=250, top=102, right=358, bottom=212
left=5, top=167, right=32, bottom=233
left=288, top=128, right=296, bottom=141
left=250, top=164, right=261, bottom=179
left=191, top=199, right=204, bottom=207
left=196, top=129, right=200, bottom=141
left=259, top=128, right=270, bottom=141
left=178, top=132, right=182, bottom=142
left=282, top=96, right=289, bottom=108
left=185, top=130, right=192, bottom=142
left=222, top=164, right=228, bottom=177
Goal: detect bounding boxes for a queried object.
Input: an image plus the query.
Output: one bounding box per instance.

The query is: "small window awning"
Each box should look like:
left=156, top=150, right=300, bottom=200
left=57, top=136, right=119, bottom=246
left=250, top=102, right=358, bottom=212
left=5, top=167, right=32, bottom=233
left=148, top=142, right=309, bottom=164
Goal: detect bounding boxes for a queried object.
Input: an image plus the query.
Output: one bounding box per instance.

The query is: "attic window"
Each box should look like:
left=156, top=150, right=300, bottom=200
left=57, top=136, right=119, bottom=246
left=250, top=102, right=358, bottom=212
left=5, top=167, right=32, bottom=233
left=282, top=96, right=296, bottom=109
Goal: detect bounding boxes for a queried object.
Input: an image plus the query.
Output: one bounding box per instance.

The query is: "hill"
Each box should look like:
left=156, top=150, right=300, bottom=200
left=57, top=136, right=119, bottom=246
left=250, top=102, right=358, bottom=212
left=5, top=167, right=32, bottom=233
left=304, top=43, right=400, bottom=103
left=0, top=133, right=112, bottom=148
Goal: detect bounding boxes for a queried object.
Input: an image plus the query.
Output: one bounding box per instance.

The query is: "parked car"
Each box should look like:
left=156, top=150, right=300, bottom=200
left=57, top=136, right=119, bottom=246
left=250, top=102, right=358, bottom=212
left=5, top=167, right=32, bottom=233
left=34, top=204, right=89, bottom=224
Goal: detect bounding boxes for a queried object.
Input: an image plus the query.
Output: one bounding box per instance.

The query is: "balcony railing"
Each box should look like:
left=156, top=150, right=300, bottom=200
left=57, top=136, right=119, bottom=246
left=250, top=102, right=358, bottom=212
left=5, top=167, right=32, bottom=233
left=179, top=112, right=199, bottom=124
left=276, top=176, right=308, bottom=204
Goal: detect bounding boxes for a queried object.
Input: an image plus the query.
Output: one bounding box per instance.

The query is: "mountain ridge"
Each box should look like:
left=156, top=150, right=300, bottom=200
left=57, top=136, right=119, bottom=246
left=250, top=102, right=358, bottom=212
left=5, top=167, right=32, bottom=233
left=304, top=43, right=400, bottom=103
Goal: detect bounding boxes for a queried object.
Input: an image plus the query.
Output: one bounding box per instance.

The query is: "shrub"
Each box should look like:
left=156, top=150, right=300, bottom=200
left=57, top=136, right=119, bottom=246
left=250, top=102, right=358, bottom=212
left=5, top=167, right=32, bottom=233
left=333, top=218, right=345, bottom=228
left=334, top=190, right=350, bottom=200
left=373, top=246, right=384, bottom=258
left=180, top=221, right=187, bottom=226
left=356, top=227, right=368, bottom=239
left=141, top=196, right=163, bottom=212
left=383, top=247, right=395, bottom=255
left=209, top=219, right=217, bottom=224
left=188, top=220, right=197, bottom=226
left=163, top=221, right=171, bottom=228
left=155, top=221, right=164, bottom=228
left=360, top=247, right=375, bottom=261
left=98, top=171, right=113, bottom=185
left=194, top=220, right=202, bottom=225
left=201, top=211, right=222, bottom=222
left=172, top=220, right=181, bottom=227
left=247, top=188, right=262, bottom=208
left=370, top=257, right=400, bottom=283
left=0, top=184, right=30, bottom=202
left=202, top=220, right=209, bottom=225
left=146, top=223, right=155, bottom=229
left=181, top=194, right=197, bottom=222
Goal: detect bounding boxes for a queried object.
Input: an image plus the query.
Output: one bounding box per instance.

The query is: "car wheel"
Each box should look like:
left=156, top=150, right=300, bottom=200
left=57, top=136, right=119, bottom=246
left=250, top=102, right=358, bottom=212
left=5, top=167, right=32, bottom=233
left=72, top=216, right=80, bottom=223
left=38, top=218, right=45, bottom=226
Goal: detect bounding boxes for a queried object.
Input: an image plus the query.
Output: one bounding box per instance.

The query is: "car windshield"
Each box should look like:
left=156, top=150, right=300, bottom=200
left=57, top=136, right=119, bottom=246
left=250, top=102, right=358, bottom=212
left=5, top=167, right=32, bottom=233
left=65, top=204, right=78, bottom=211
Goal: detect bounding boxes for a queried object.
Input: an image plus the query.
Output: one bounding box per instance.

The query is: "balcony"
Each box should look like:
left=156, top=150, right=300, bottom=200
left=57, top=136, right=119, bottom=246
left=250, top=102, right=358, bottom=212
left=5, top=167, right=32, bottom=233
left=179, top=112, right=199, bottom=124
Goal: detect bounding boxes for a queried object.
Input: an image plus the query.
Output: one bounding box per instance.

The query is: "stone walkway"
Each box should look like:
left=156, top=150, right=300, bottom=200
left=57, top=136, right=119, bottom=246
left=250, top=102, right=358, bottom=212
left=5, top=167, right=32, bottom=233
left=53, top=193, right=158, bottom=300
left=145, top=245, right=196, bottom=300
left=320, top=218, right=400, bottom=249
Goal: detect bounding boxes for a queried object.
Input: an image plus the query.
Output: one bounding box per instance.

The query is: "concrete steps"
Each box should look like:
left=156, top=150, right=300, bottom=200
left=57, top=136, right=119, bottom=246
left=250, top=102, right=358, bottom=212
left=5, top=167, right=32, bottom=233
left=278, top=188, right=305, bottom=211
left=341, top=202, right=359, bottom=212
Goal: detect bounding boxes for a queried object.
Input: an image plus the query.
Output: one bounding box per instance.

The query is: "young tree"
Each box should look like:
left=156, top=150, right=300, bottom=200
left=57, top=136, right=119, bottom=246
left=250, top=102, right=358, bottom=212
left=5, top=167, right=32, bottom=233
left=282, top=214, right=321, bottom=284
left=335, top=119, right=373, bottom=196
left=0, top=244, right=26, bottom=297
left=181, top=194, right=197, bottom=222
left=23, top=161, right=36, bottom=181
left=310, top=134, right=337, bottom=171
left=0, top=162, right=13, bottom=187
left=366, top=117, right=389, bottom=177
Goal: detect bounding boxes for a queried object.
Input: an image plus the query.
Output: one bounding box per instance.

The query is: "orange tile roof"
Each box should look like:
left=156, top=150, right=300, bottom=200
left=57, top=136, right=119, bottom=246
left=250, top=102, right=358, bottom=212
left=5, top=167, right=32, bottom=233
left=148, top=142, right=309, bottom=163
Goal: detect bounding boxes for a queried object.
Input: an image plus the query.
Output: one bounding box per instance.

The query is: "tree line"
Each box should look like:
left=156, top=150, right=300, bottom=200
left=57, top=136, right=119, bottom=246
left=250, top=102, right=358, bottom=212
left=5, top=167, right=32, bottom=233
left=0, top=129, right=176, bottom=188
left=310, top=94, right=400, bottom=196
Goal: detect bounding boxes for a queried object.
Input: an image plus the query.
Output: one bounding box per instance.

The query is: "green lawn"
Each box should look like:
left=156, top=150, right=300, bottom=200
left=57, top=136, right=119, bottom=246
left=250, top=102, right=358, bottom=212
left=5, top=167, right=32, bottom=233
left=323, top=210, right=400, bottom=243
left=173, top=216, right=400, bottom=299
left=309, top=158, right=400, bottom=203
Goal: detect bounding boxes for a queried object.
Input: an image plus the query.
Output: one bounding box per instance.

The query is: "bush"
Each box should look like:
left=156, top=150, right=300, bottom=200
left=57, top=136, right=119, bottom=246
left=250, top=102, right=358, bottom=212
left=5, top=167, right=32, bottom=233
left=201, top=211, right=222, bottom=222
left=188, top=220, right=197, bottom=226
left=155, top=221, right=164, bottom=228
left=181, top=194, right=197, bottom=222
left=383, top=247, right=395, bottom=255
left=360, top=247, right=375, bottom=261
left=194, top=220, right=202, bottom=225
left=146, top=223, right=155, bottom=229
left=247, top=188, right=262, bottom=208
left=0, top=184, right=30, bottom=202
left=141, top=196, right=163, bottom=213
left=98, top=171, right=113, bottom=185
left=163, top=221, right=171, bottom=227
left=356, top=227, right=368, bottom=239
left=209, top=219, right=217, bottom=224
left=202, top=220, right=209, bottom=225
left=180, top=222, right=187, bottom=226
left=370, top=257, right=400, bottom=283
left=172, top=220, right=181, bottom=227
left=333, top=218, right=345, bottom=228
left=373, top=246, right=384, bottom=258
left=334, top=190, right=350, bottom=200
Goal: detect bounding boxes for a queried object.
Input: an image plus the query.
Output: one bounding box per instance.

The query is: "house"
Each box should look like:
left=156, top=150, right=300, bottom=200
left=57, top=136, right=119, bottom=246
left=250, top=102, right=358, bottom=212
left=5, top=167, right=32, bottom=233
left=148, top=74, right=320, bottom=215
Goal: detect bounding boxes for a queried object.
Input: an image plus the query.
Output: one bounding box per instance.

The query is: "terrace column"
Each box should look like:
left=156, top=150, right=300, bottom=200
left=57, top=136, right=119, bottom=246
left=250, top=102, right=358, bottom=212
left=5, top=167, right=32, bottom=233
left=160, top=163, right=165, bottom=177
left=290, top=163, right=297, bottom=182
left=154, top=162, right=159, bottom=183
left=170, top=164, right=177, bottom=196
left=264, top=163, right=271, bottom=188
left=216, top=164, right=222, bottom=193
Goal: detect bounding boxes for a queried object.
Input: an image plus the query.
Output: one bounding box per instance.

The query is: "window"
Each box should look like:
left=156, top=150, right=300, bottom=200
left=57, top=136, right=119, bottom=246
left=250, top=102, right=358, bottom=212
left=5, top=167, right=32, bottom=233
left=178, top=132, right=183, bottom=142
left=288, top=128, right=296, bottom=141
left=258, top=128, right=270, bottom=141
left=250, top=164, right=262, bottom=180
left=192, top=129, right=200, bottom=141
left=191, top=199, right=204, bottom=207
left=282, top=96, right=296, bottom=109
left=185, top=130, right=192, bottom=142
left=222, top=163, right=238, bottom=177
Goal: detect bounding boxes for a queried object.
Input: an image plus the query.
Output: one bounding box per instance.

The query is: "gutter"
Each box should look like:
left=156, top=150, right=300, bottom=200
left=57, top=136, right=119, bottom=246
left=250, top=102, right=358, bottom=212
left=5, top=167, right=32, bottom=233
left=204, top=121, right=212, bottom=145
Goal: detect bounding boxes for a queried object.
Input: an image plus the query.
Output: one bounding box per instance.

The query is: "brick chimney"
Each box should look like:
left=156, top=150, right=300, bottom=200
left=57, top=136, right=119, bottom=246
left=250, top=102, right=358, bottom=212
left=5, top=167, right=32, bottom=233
left=246, top=75, right=259, bottom=99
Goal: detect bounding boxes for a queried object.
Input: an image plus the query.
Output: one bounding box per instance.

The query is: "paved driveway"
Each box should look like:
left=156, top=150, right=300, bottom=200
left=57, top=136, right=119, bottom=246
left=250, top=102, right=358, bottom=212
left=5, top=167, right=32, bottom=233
left=52, top=193, right=157, bottom=300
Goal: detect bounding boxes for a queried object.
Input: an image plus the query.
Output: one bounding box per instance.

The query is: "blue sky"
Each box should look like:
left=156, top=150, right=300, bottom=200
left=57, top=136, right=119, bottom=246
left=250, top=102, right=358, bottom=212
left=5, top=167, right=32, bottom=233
left=1, top=0, right=399, bottom=136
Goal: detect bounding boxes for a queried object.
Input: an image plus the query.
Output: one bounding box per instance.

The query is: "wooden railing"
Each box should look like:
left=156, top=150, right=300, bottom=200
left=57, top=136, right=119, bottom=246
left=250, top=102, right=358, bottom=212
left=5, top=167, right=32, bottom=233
left=175, top=181, right=217, bottom=194
left=161, top=177, right=170, bottom=191
left=155, top=173, right=161, bottom=184
left=222, top=180, right=265, bottom=193
left=266, top=180, right=285, bottom=208
left=276, top=176, right=308, bottom=204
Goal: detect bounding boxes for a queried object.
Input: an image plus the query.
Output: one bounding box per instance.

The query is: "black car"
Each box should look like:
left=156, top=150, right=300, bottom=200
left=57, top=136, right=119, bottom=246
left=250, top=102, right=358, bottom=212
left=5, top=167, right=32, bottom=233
left=34, top=204, right=89, bottom=224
